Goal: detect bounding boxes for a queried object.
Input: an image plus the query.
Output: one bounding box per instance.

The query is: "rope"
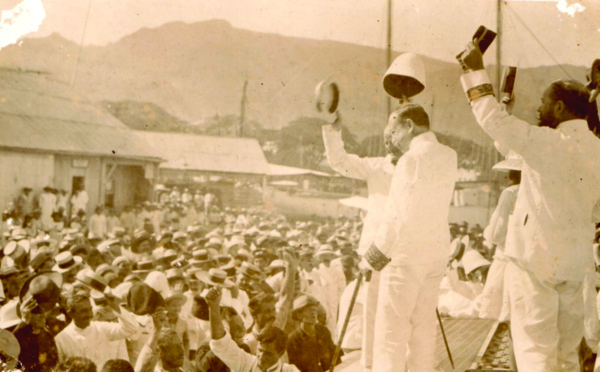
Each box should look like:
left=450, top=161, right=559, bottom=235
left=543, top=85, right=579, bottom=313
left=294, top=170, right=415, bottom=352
left=504, top=4, right=574, bottom=80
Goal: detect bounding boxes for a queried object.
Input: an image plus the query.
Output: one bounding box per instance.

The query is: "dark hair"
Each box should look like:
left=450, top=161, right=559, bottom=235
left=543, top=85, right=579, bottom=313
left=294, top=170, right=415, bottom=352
left=248, top=293, right=275, bottom=317
left=256, top=325, right=288, bottom=354
left=55, top=357, right=97, bottom=372
left=548, top=79, right=600, bottom=135
left=157, top=329, right=180, bottom=351
left=508, top=170, right=521, bottom=185
left=392, top=104, right=430, bottom=128
left=100, top=359, right=134, bottom=372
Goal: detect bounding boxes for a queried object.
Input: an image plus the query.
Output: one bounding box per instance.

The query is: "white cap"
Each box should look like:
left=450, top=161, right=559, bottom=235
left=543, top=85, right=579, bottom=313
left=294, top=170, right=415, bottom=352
left=383, top=53, right=426, bottom=100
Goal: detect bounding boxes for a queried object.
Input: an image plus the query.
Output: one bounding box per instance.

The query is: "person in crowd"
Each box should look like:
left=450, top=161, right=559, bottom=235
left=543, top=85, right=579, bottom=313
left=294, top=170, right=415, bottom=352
left=205, top=286, right=300, bottom=372
left=479, top=151, right=522, bottom=321
left=244, top=252, right=296, bottom=354
left=360, top=104, right=458, bottom=371
left=286, top=295, right=338, bottom=372
left=314, top=245, right=345, bottom=337
left=16, top=187, right=34, bottom=220
left=459, top=41, right=600, bottom=371
left=101, top=359, right=134, bottom=372
left=89, top=207, right=108, bottom=241
left=39, top=187, right=57, bottom=231
left=71, top=188, right=89, bottom=220
left=322, top=106, right=397, bottom=371
left=55, top=290, right=140, bottom=369
left=136, top=327, right=189, bottom=372
left=56, top=356, right=97, bottom=372
left=14, top=286, right=60, bottom=371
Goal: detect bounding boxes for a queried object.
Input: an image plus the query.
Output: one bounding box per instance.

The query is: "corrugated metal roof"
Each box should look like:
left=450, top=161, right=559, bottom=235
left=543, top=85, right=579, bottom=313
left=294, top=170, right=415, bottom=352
left=0, top=69, right=160, bottom=161
left=136, top=131, right=269, bottom=175
left=268, top=163, right=332, bottom=177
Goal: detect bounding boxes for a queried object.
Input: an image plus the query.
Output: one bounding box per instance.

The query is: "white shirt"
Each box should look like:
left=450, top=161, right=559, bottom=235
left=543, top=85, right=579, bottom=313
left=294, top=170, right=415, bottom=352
left=210, top=333, right=300, bottom=372
left=55, top=307, right=140, bottom=369
left=89, top=214, right=107, bottom=239
left=462, top=70, right=600, bottom=281
left=323, top=125, right=395, bottom=255
left=337, top=279, right=363, bottom=350
left=484, top=185, right=519, bottom=251
left=373, top=131, right=458, bottom=265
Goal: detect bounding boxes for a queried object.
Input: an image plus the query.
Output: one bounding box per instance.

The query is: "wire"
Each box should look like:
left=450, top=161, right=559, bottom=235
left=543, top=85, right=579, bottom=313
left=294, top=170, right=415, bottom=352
left=70, top=0, right=94, bottom=87
left=504, top=3, right=574, bottom=80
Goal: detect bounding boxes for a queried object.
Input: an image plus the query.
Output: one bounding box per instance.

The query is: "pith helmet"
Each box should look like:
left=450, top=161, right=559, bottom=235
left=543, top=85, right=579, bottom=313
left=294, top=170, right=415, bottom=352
left=383, top=52, right=426, bottom=100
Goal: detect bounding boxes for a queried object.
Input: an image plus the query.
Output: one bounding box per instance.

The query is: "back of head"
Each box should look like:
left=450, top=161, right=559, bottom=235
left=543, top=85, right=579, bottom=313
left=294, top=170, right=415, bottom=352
left=248, top=292, right=275, bottom=317
left=549, top=80, right=599, bottom=132
left=157, top=328, right=180, bottom=351
left=256, top=325, right=288, bottom=355
left=392, top=103, right=430, bottom=129
left=55, top=357, right=97, bottom=372
left=100, top=359, right=134, bottom=372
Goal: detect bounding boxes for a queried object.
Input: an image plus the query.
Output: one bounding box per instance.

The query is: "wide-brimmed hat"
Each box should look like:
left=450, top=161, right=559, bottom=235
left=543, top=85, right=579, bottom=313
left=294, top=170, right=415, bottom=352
left=145, top=271, right=186, bottom=305
left=195, top=268, right=234, bottom=288
left=315, top=245, right=336, bottom=258
left=53, top=251, right=83, bottom=273
left=97, top=238, right=121, bottom=254
left=205, top=237, right=222, bottom=249
left=10, top=228, right=27, bottom=241
left=4, top=241, right=28, bottom=262
left=133, top=260, right=155, bottom=274
left=173, top=231, right=188, bottom=241
left=220, top=263, right=237, bottom=278
left=126, top=283, right=165, bottom=316
left=96, top=264, right=117, bottom=277
left=76, top=271, right=111, bottom=300
left=29, top=251, right=54, bottom=271
left=159, top=249, right=178, bottom=263
left=190, top=249, right=211, bottom=266
left=0, top=301, right=21, bottom=329
left=292, top=294, right=319, bottom=321
left=0, top=329, right=20, bottom=360
left=165, top=268, right=184, bottom=281
left=19, top=271, right=63, bottom=313
left=462, top=250, right=492, bottom=275
left=492, top=150, right=523, bottom=172
left=112, top=256, right=130, bottom=267
left=238, top=262, right=262, bottom=279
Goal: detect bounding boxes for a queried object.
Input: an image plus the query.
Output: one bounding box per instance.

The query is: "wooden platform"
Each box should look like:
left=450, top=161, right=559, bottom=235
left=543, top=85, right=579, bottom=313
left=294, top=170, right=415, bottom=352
left=335, top=317, right=496, bottom=372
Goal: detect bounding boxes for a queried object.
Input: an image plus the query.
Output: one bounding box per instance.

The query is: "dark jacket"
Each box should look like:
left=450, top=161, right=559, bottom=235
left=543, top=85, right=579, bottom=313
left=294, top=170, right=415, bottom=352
left=286, top=324, right=340, bottom=372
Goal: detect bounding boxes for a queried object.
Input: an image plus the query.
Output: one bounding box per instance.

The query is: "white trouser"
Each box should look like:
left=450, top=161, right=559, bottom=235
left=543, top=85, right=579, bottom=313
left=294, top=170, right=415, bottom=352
left=373, top=260, right=445, bottom=372
left=361, top=270, right=380, bottom=369
left=506, top=260, right=584, bottom=372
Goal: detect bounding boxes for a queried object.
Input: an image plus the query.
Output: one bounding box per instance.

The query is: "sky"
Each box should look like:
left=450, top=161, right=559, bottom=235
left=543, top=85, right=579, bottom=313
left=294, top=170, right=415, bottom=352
left=1, top=0, right=599, bottom=67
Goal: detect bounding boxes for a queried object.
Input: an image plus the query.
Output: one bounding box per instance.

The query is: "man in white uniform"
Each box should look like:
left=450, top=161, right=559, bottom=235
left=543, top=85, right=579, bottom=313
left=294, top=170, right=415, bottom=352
left=459, top=42, right=600, bottom=371
left=322, top=114, right=395, bottom=369
left=362, top=104, right=457, bottom=372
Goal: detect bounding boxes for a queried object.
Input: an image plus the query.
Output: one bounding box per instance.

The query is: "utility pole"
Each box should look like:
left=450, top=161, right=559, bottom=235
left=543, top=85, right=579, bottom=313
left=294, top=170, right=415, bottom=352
left=239, top=80, right=248, bottom=137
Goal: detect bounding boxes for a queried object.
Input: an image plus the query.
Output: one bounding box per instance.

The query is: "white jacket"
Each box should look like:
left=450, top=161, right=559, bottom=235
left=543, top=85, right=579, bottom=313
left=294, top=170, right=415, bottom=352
left=462, top=70, right=600, bottom=282
left=322, top=125, right=394, bottom=255
left=373, top=131, right=458, bottom=265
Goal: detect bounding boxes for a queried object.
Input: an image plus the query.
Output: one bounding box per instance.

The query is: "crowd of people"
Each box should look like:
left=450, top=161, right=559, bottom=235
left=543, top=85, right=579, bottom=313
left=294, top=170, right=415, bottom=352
left=0, top=195, right=370, bottom=371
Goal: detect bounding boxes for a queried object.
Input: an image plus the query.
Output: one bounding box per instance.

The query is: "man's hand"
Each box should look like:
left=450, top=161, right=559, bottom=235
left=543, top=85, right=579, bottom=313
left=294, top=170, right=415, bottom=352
left=205, top=287, right=222, bottom=310
left=501, top=94, right=515, bottom=114
left=20, top=296, right=38, bottom=324
left=151, top=307, right=168, bottom=331
left=358, top=259, right=374, bottom=279
left=105, top=292, right=121, bottom=314
left=459, top=41, right=485, bottom=72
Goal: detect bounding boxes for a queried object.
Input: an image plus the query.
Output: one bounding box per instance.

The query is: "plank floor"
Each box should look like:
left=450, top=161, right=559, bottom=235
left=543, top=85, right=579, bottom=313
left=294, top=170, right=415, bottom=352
left=335, top=317, right=495, bottom=372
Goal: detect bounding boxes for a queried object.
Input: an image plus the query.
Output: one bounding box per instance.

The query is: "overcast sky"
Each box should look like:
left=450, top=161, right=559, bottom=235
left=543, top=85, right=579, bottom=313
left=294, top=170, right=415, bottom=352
left=4, top=0, right=599, bottom=67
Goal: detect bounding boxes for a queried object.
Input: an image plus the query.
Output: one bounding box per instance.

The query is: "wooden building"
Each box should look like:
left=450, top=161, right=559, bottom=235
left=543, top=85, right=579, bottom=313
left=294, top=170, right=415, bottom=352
left=0, top=69, right=162, bottom=216
left=136, top=131, right=269, bottom=207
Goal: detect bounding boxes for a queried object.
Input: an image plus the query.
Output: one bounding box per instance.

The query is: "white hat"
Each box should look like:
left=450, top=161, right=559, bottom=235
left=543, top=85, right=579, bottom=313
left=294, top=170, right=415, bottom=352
left=493, top=150, right=523, bottom=172
left=383, top=53, right=426, bottom=100
left=462, top=250, right=491, bottom=275
left=53, top=251, right=83, bottom=273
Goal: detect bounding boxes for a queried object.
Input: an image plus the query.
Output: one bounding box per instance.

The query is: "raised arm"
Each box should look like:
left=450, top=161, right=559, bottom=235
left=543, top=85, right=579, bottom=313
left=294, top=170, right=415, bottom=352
left=322, top=113, right=382, bottom=180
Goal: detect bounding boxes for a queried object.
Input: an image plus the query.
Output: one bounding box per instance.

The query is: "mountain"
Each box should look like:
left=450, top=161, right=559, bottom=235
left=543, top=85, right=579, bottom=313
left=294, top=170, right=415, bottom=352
left=0, top=20, right=588, bottom=145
